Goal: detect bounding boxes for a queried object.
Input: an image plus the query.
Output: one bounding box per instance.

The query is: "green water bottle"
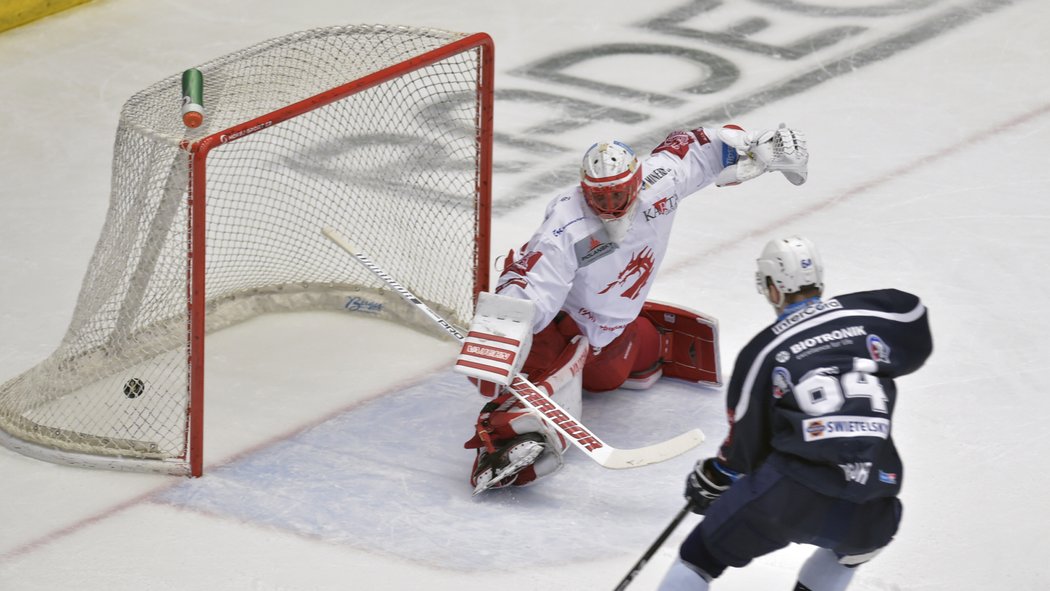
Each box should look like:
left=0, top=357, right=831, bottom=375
left=181, top=68, right=204, bottom=128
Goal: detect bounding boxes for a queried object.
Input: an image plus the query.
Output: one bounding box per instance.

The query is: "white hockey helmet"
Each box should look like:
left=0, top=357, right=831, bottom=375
left=580, top=140, right=642, bottom=219
left=755, top=235, right=824, bottom=306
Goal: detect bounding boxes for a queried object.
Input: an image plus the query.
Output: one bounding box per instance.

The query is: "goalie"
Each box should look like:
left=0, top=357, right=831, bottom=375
left=455, top=123, right=809, bottom=494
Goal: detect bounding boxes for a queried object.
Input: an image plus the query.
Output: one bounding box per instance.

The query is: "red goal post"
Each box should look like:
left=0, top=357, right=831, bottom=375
left=0, top=25, right=494, bottom=477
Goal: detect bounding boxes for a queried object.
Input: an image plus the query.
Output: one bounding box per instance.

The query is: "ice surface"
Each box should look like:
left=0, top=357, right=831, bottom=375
left=2, top=0, right=1049, bottom=589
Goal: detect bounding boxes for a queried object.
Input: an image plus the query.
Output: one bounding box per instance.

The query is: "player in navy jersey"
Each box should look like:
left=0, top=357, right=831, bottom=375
left=658, top=236, right=933, bottom=591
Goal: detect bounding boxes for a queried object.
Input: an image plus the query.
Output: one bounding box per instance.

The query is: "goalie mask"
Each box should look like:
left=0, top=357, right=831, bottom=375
left=755, top=235, right=824, bottom=307
left=580, top=140, right=642, bottom=220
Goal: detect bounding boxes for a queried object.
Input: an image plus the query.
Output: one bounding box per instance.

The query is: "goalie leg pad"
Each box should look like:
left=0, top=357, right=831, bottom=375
left=622, top=364, right=663, bottom=390
left=528, top=334, right=588, bottom=418
left=639, top=300, right=722, bottom=386
left=463, top=335, right=589, bottom=490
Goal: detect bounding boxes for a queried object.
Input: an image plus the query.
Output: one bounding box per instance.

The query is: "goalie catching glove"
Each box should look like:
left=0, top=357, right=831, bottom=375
left=716, top=123, right=808, bottom=187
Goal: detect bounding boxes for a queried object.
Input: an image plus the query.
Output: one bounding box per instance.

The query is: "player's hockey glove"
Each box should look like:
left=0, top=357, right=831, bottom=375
left=685, top=458, right=738, bottom=514
left=715, top=123, right=808, bottom=186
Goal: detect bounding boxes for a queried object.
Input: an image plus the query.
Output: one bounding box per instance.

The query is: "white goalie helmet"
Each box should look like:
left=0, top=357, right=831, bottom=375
left=580, top=140, right=642, bottom=220
left=755, top=235, right=824, bottom=305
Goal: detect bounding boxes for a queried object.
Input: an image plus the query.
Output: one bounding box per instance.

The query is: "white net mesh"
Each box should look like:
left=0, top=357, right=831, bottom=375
left=0, top=25, right=490, bottom=474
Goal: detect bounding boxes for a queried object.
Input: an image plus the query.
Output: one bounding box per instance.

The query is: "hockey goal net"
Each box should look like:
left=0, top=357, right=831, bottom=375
left=0, top=25, right=493, bottom=476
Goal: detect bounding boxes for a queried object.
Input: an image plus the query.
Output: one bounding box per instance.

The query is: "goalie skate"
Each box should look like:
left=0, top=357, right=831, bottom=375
left=472, top=433, right=546, bottom=496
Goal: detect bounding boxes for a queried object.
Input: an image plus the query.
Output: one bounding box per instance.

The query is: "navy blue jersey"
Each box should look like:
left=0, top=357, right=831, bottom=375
left=717, top=289, right=932, bottom=503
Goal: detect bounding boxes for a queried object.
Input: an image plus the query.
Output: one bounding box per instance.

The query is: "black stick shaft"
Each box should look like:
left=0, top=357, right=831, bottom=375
left=613, top=502, right=694, bottom=591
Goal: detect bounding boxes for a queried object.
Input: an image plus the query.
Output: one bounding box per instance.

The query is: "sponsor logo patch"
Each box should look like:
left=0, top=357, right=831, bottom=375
left=496, top=249, right=543, bottom=293
left=771, top=300, right=843, bottom=335
left=643, top=194, right=679, bottom=221
left=772, top=366, right=792, bottom=399
left=802, top=416, right=891, bottom=442
left=806, top=420, right=825, bottom=438
left=789, top=325, right=867, bottom=355
left=465, top=344, right=513, bottom=362
left=574, top=229, right=618, bottom=267
left=553, top=216, right=585, bottom=237
left=867, top=334, right=892, bottom=363
left=344, top=297, right=383, bottom=314
left=641, top=167, right=670, bottom=189
left=839, top=462, right=872, bottom=484
left=576, top=307, right=628, bottom=334
left=652, top=130, right=695, bottom=159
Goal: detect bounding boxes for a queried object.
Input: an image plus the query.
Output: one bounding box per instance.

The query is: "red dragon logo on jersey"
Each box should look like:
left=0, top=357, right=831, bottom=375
left=598, top=247, right=655, bottom=300
left=651, top=128, right=708, bottom=159
left=496, top=247, right=543, bottom=293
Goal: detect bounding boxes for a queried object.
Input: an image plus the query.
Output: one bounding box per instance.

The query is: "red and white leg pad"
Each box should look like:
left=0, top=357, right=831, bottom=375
left=622, top=364, right=663, bottom=390
left=464, top=336, right=588, bottom=491
left=639, top=300, right=722, bottom=386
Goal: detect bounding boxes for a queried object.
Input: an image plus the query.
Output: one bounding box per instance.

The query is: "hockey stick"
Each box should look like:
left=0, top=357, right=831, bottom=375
left=613, top=501, right=695, bottom=590
left=321, top=226, right=704, bottom=469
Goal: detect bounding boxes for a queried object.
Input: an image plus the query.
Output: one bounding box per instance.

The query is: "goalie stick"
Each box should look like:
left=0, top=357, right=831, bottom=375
left=321, top=226, right=704, bottom=469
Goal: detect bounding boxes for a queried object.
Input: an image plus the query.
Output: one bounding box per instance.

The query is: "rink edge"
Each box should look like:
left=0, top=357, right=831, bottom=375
left=0, top=0, right=91, bottom=34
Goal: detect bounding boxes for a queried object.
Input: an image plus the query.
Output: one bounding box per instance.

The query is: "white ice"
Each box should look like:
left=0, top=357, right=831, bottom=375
left=2, top=0, right=1049, bottom=590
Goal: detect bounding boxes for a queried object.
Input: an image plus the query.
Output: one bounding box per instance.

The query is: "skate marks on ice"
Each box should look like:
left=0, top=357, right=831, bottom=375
left=155, top=372, right=724, bottom=571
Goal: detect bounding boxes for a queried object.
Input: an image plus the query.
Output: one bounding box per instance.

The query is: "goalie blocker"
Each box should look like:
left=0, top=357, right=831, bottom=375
left=454, top=292, right=535, bottom=391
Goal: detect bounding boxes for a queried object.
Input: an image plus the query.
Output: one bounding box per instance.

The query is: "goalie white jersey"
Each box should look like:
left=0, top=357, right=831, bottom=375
left=495, top=129, right=727, bottom=348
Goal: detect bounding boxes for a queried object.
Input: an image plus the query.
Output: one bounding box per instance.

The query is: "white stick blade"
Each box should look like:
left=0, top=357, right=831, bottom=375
left=595, top=428, right=705, bottom=469
left=321, top=226, right=357, bottom=255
